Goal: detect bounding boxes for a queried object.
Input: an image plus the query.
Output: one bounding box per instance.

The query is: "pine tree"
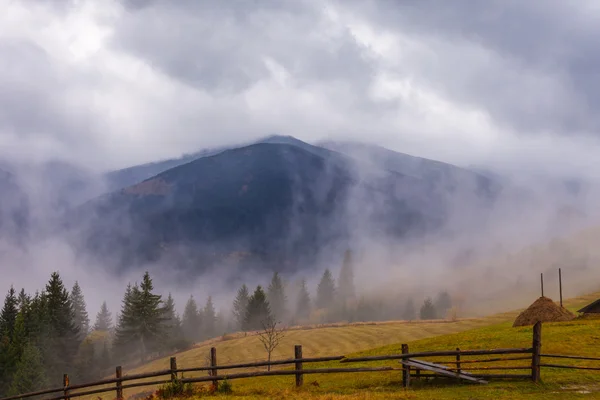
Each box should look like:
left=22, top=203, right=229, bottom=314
left=267, top=272, right=287, bottom=322
left=435, top=291, right=452, bottom=318
left=120, top=272, right=167, bottom=361
left=403, top=298, right=416, bottom=321
left=8, top=343, right=49, bottom=396
left=295, top=279, right=311, bottom=321
left=113, top=283, right=141, bottom=360
left=44, top=272, right=81, bottom=381
left=202, top=296, right=217, bottom=339
left=94, top=301, right=113, bottom=331
left=0, top=286, right=18, bottom=340
left=338, top=250, right=356, bottom=303
left=70, top=281, right=90, bottom=339
left=17, top=289, right=30, bottom=314
left=232, top=284, right=250, bottom=331
left=244, top=286, right=272, bottom=331
left=316, top=269, right=336, bottom=309
left=163, top=293, right=185, bottom=351
left=420, top=297, right=437, bottom=320
left=182, top=295, right=201, bottom=342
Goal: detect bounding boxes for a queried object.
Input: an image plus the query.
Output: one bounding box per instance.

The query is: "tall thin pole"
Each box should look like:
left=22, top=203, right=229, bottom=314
left=540, top=273, right=544, bottom=297
left=559, top=268, right=563, bottom=307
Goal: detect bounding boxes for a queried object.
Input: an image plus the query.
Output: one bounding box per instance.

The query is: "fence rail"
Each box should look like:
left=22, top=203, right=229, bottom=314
left=2, top=321, right=598, bottom=400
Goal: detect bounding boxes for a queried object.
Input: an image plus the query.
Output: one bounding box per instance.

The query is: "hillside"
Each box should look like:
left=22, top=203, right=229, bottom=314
left=0, top=168, right=29, bottom=244
left=86, top=291, right=599, bottom=400
left=65, top=139, right=499, bottom=277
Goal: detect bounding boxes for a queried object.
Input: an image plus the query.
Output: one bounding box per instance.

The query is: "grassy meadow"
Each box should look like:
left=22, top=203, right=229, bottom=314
left=86, top=290, right=600, bottom=400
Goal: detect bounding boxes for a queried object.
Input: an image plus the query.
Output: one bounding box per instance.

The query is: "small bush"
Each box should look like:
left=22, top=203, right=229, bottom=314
left=217, top=378, right=233, bottom=394
left=156, top=376, right=195, bottom=399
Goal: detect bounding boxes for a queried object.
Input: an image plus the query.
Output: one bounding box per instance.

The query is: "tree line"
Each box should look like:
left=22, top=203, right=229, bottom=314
left=0, top=250, right=454, bottom=397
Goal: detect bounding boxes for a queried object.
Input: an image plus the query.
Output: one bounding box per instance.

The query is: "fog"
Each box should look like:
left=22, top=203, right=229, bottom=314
left=2, top=139, right=600, bottom=327
left=3, top=0, right=600, bottom=329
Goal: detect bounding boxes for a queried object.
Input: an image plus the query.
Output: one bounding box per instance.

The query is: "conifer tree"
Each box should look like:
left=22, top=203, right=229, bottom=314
left=99, top=340, right=112, bottom=373
left=0, top=286, right=18, bottom=340
left=8, top=343, right=49, bottom=396
left=338, top=250, right=356, bottom=303
left=267, top=272, right=287, bottom=322
left=94, top=301, right=113, bottom=331
left=116, top=272, right=166, bottom=361
left=70, top=281, right=90, bottom=339
left=17, top=289, right=30, bottom=314
left=44, top=272, right=81, bottom=380
left=295, top=279, right=311, bottom=321
left=435, top=291, right=452, bottom=318
left=316, top=269, right=335, bottom=309
left=244, top=286, right=272, bottom=331
left=232, top=284, right=250, bottom=331
left=163, top=293, right=185, bottom=350
left=403, top=298, right=416, bottom=321
left=182, top=295, right=201, bottom=342
left=202, top=296, right=217, bottom=339
left=113, top=283, right=141, bottom=360
left=420, top=297, right=437, bottom=320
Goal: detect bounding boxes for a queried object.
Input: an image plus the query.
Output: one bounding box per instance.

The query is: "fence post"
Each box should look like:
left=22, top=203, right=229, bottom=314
left=295, top=345, right=303, bottom=387
left=456, top=347, right=461, bottom=375
left=210, top=347, right=218, bottom=391
left=63, top=374, right=70, bottom=400
left=401, top=344, right=410, bottom=388
left=531, top=321, right=542, bottom=383
left=116, top=366, right=123, bottom=400
left=170, top=357, right=178, bottom=381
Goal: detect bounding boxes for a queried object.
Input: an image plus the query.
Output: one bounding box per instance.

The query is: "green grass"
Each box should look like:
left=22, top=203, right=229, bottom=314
left=89, top=291, right=600, bottom=400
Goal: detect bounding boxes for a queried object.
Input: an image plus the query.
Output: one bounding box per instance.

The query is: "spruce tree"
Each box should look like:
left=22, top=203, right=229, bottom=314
left=163, top=293, right=184, bottom=351
left=267, top=272, right=287, bottom=322
left=44, top=272, right=81, bottom=380
left=17, top=289, right=30, bottom=314
left=232, top=284, right=250, bottom=331
left=131, top=272, right=167, bottom=360
left=70, top=281, right=90, bottom=339
left=420, top=297, right=437, bottom=320
left=99, top=340, right=112, bottom=373
left=0, top=286, right=18, bottom=340
left=93, top=301, right=113, bottom=331
left=243, top=286, right=272, bottom=331
left=295, top=279, right=311, bottom=321
left=338, top=250, right=356, bottom=303
left=435, top=291, right=452, bottom=319
left=8, top=343, right=49, bottom=396
left=202, top=296, right=217, bottom=339
left=182, top=295, right=201, bottom=342
left=113, top=283, right=141, bottom=360
left=403, top=298, right=416, bottom=321
left=316, top=269, right=335, bottom=309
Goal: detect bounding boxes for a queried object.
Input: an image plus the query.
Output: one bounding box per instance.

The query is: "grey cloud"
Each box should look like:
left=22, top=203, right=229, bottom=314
left=336, top=0, right=600, bottom=135
left=111, top=0, right=374, bottom=94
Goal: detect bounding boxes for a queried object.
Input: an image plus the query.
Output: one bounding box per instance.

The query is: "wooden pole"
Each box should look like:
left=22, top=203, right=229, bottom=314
left=540, top=273, right=544, bottom=297
left=210, top=347, right=218, bottom=391
left=401, top=344, right=410, bottom=388
left=170, top=357, right=177, bottom=382
left=559, top=268, right=563, bottom=307
left=456, top=348, right=461, bottom=375
left=531, top=321, right=542, bottom=383
left=294, top=345, right=303, bottom=387
left=63, top=374, right=70, bottom=400
left=115, top=366, right=123, bottom=400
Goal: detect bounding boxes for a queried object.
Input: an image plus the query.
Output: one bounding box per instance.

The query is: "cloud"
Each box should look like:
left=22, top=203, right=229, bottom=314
left=0, top=0, right=600, bottom=177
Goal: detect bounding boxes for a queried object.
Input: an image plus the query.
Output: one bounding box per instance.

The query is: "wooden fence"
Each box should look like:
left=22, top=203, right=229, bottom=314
left=2, top=321, right=598, bottom=400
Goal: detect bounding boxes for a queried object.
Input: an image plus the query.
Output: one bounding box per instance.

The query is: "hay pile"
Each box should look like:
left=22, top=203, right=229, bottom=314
left=513, top=296, right=575, bottom=327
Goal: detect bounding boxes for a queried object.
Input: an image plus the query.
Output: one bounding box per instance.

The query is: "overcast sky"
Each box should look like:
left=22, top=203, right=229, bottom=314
left=2, top=0, right=600, bottom=176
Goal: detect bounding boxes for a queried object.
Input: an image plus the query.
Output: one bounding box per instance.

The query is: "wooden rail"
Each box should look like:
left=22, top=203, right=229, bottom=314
left=2, top=322, right=598, bottom=400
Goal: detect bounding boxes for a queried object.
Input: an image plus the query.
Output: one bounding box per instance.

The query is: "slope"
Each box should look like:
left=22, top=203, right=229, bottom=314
left=90, top=291, right=599, bottom=400
left=66, top=141, right=456, bottom=277
left=0, top=168, right=29, bottom=244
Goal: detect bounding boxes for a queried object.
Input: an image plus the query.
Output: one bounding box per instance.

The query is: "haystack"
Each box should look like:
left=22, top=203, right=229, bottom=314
left=512, top=296, right=575, bottom=327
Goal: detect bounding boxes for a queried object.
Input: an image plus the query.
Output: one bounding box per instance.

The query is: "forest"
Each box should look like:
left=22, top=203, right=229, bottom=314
left=0, top=251, right=452, bottom=397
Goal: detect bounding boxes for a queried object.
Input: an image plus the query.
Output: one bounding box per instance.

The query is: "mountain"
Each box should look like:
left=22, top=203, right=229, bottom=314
left=319, top=140, right=500, bottom=200
left=0, top=168, right=29, bottom=244
left=66, top=139, right=486, bottom=277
